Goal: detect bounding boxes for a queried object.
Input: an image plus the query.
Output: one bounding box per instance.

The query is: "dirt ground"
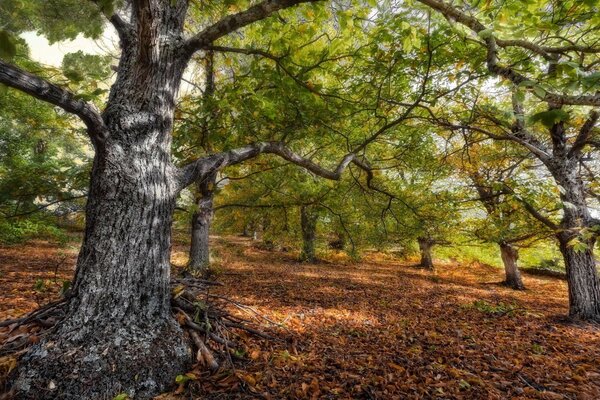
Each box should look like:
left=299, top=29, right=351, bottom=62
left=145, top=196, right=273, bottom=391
left=1, top=236, right=599, bottom=399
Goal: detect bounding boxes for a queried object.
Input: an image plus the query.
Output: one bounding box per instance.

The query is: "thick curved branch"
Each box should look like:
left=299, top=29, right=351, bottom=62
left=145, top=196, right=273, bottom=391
left=0, top=60, right=108, bottom=145
left=178, top=141, right=360, bottom=190
left=185, top=0, right=321, bottom=54
left=417, top=0, right=600, bottom=106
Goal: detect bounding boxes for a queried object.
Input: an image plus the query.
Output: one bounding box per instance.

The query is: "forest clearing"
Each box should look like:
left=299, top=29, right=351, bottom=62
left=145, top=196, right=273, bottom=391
left=2, top=0, right=600, bottom=398
left=2, top=236, right=599, bottom=399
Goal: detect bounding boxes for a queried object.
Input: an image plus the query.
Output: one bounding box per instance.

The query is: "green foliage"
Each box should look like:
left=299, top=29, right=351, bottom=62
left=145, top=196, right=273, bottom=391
left=529, top=109, right=570, bottom=128
left=0, top=216, right=69, bottom=245
left=0, top=30, right=17, bottom=60
left=0, top=0, right=108, bottom=43
left=470, top=300, right=519, bottom=316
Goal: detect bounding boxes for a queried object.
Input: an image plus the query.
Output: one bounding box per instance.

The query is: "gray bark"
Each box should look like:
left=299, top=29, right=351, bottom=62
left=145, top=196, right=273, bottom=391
left=417, top=237, right=435, bottom=269
left=552, top=160, right=600, bottom=320
left=189, top=174, right=216, bottom=274
left=499, top=242, right=524, bottom=290
left=10, top=3, right=194, bottom=398
left=300, top=205, right=318, bottom=262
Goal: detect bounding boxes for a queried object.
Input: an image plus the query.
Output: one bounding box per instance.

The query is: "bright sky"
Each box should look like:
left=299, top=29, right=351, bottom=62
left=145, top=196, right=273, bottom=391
left=21, top=28, right=118, bottom=67
left=20, top=28, right=199, bottom=95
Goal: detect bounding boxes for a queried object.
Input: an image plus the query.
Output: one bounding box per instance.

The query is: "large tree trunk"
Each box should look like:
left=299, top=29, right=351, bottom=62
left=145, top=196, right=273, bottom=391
left=550, top=158, right=600, bottom=320
left=417, top=237, right=434, bottom=270
left=188, top=174, right=216, bottom=274
left=300, top=205, right=318, bottom=262
left=558, top=235, right=600, bottom=320
left=10, top=4, right=193, bottom=398
left=499, top=242, right=524, bottom=290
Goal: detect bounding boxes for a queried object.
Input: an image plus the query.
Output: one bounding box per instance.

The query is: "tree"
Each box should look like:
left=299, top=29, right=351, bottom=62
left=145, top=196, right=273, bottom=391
left=451, top=138, right=553, bottom=289
left=415, top=0, right=600, bottom=320
left=0, top=1, right=388, bottom=398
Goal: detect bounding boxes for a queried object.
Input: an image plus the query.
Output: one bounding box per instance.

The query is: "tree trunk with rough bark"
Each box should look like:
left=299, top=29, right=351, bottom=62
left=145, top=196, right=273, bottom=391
left=558, top=234, right=600, bottom=320
left=417, top=237, right=435, bottom=270
left=10, top=4, right=193, bottom=399
left=188, top=174, right=216, bottom=274
left=499, top=242, right=524, bottom=290
left=300, top=205, right=318, bottom=262
left=550, top=158, right=600, bottom=320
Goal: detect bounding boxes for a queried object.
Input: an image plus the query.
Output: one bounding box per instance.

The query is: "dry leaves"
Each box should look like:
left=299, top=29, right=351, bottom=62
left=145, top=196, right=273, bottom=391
left=2, top=237, right=600, bottom=399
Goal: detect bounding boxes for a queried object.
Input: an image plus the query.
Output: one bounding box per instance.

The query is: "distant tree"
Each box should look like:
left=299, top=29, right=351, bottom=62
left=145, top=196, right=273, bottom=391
left=452, top=139, right=553, bottom=289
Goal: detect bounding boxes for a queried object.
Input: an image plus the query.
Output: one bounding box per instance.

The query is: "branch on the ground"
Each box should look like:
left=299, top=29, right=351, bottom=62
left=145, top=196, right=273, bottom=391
left=0, top=60, right=108, bottom=146
left=185, top=0, right=321, bottom=54
left=1, top=277, right=279, bottom=371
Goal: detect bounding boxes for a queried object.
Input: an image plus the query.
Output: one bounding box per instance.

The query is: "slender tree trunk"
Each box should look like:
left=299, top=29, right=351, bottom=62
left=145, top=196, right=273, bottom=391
left=418, top=237, right=434, bottom=269
left=499, top=242, right=524, bottom=290
left=300, top=205, right=318, bottom=262
left=10, top=4, right=194, bottom=398
left=188, top=174, right=216, bottom=274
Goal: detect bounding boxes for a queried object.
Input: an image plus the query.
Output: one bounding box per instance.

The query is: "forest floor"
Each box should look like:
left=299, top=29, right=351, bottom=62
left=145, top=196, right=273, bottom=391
left=1, top=236, right=600, bottom=399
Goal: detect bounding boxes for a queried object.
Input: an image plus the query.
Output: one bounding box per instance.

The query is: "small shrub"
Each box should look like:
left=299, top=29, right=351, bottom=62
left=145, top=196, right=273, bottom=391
left=0, top=217, right=68, bottom=245
left=470, top=300, right=519, bottom=316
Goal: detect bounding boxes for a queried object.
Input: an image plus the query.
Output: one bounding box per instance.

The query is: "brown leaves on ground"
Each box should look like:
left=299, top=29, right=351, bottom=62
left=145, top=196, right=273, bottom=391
left=2, top=237, right=600, bottom=399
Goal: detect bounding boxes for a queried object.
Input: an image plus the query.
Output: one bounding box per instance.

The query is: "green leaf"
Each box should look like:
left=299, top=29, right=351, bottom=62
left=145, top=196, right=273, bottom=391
left=175, top=375, right=191, bottom=384
left=113, top=394, right=129, bottom=400
left=477, top=28, right=493, bottom=39
left=0, top=30, right=17, bottom=60
left=529, top=109, right=570, bottom=128
left=569, top=239, right=589, bottom=253
left=532, top=85, right=546, bottom=98
left=98, top=0, right=116, bottom=15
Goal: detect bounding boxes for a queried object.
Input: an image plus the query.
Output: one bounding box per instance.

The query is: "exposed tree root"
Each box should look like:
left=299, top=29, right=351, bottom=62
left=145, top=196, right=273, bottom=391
left=0, top=276, right=279, bottom=392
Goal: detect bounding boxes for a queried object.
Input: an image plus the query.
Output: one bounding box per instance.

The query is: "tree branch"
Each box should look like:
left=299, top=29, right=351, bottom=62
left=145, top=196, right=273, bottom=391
left=89, top=0, right=134, bottom=43
left=569, top=109, right=600, bottom=157
left=501, top=184, right=559, bottom=231
left=185, top=0, right=321, bottom=54
left=0, top=60, right=108, bottom=146
left=177, top=141, right=360, bottom=190
left=417, top=0, right=600, bottom=106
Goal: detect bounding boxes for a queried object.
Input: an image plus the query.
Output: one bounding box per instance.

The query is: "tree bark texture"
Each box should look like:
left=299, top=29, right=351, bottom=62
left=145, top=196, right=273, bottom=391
left=10, top=3, right=194, bottom=398
left=418, top=237, right=434, bottom=270
left=549, top=157, right=600, bottom=320
left=300, top=205, right=318, bottom=262
left=189, top=174, right=216, bottom=274
left=499, top=242, right=524, bottom=290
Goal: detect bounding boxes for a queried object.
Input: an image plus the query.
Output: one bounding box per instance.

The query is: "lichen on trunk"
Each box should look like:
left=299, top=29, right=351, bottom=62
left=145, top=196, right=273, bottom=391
left=9, top=3, right=196, bottom=398
left=550, top=159, right=600, bottom=321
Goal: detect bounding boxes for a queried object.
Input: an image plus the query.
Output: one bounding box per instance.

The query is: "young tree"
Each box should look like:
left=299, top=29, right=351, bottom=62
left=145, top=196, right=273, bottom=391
left=452, top=139, right=553, bottom=289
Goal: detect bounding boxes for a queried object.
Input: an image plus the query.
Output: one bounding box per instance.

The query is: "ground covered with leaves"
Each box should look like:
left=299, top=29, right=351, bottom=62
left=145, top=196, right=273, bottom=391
left=1, top=237, right=600, bottom=399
